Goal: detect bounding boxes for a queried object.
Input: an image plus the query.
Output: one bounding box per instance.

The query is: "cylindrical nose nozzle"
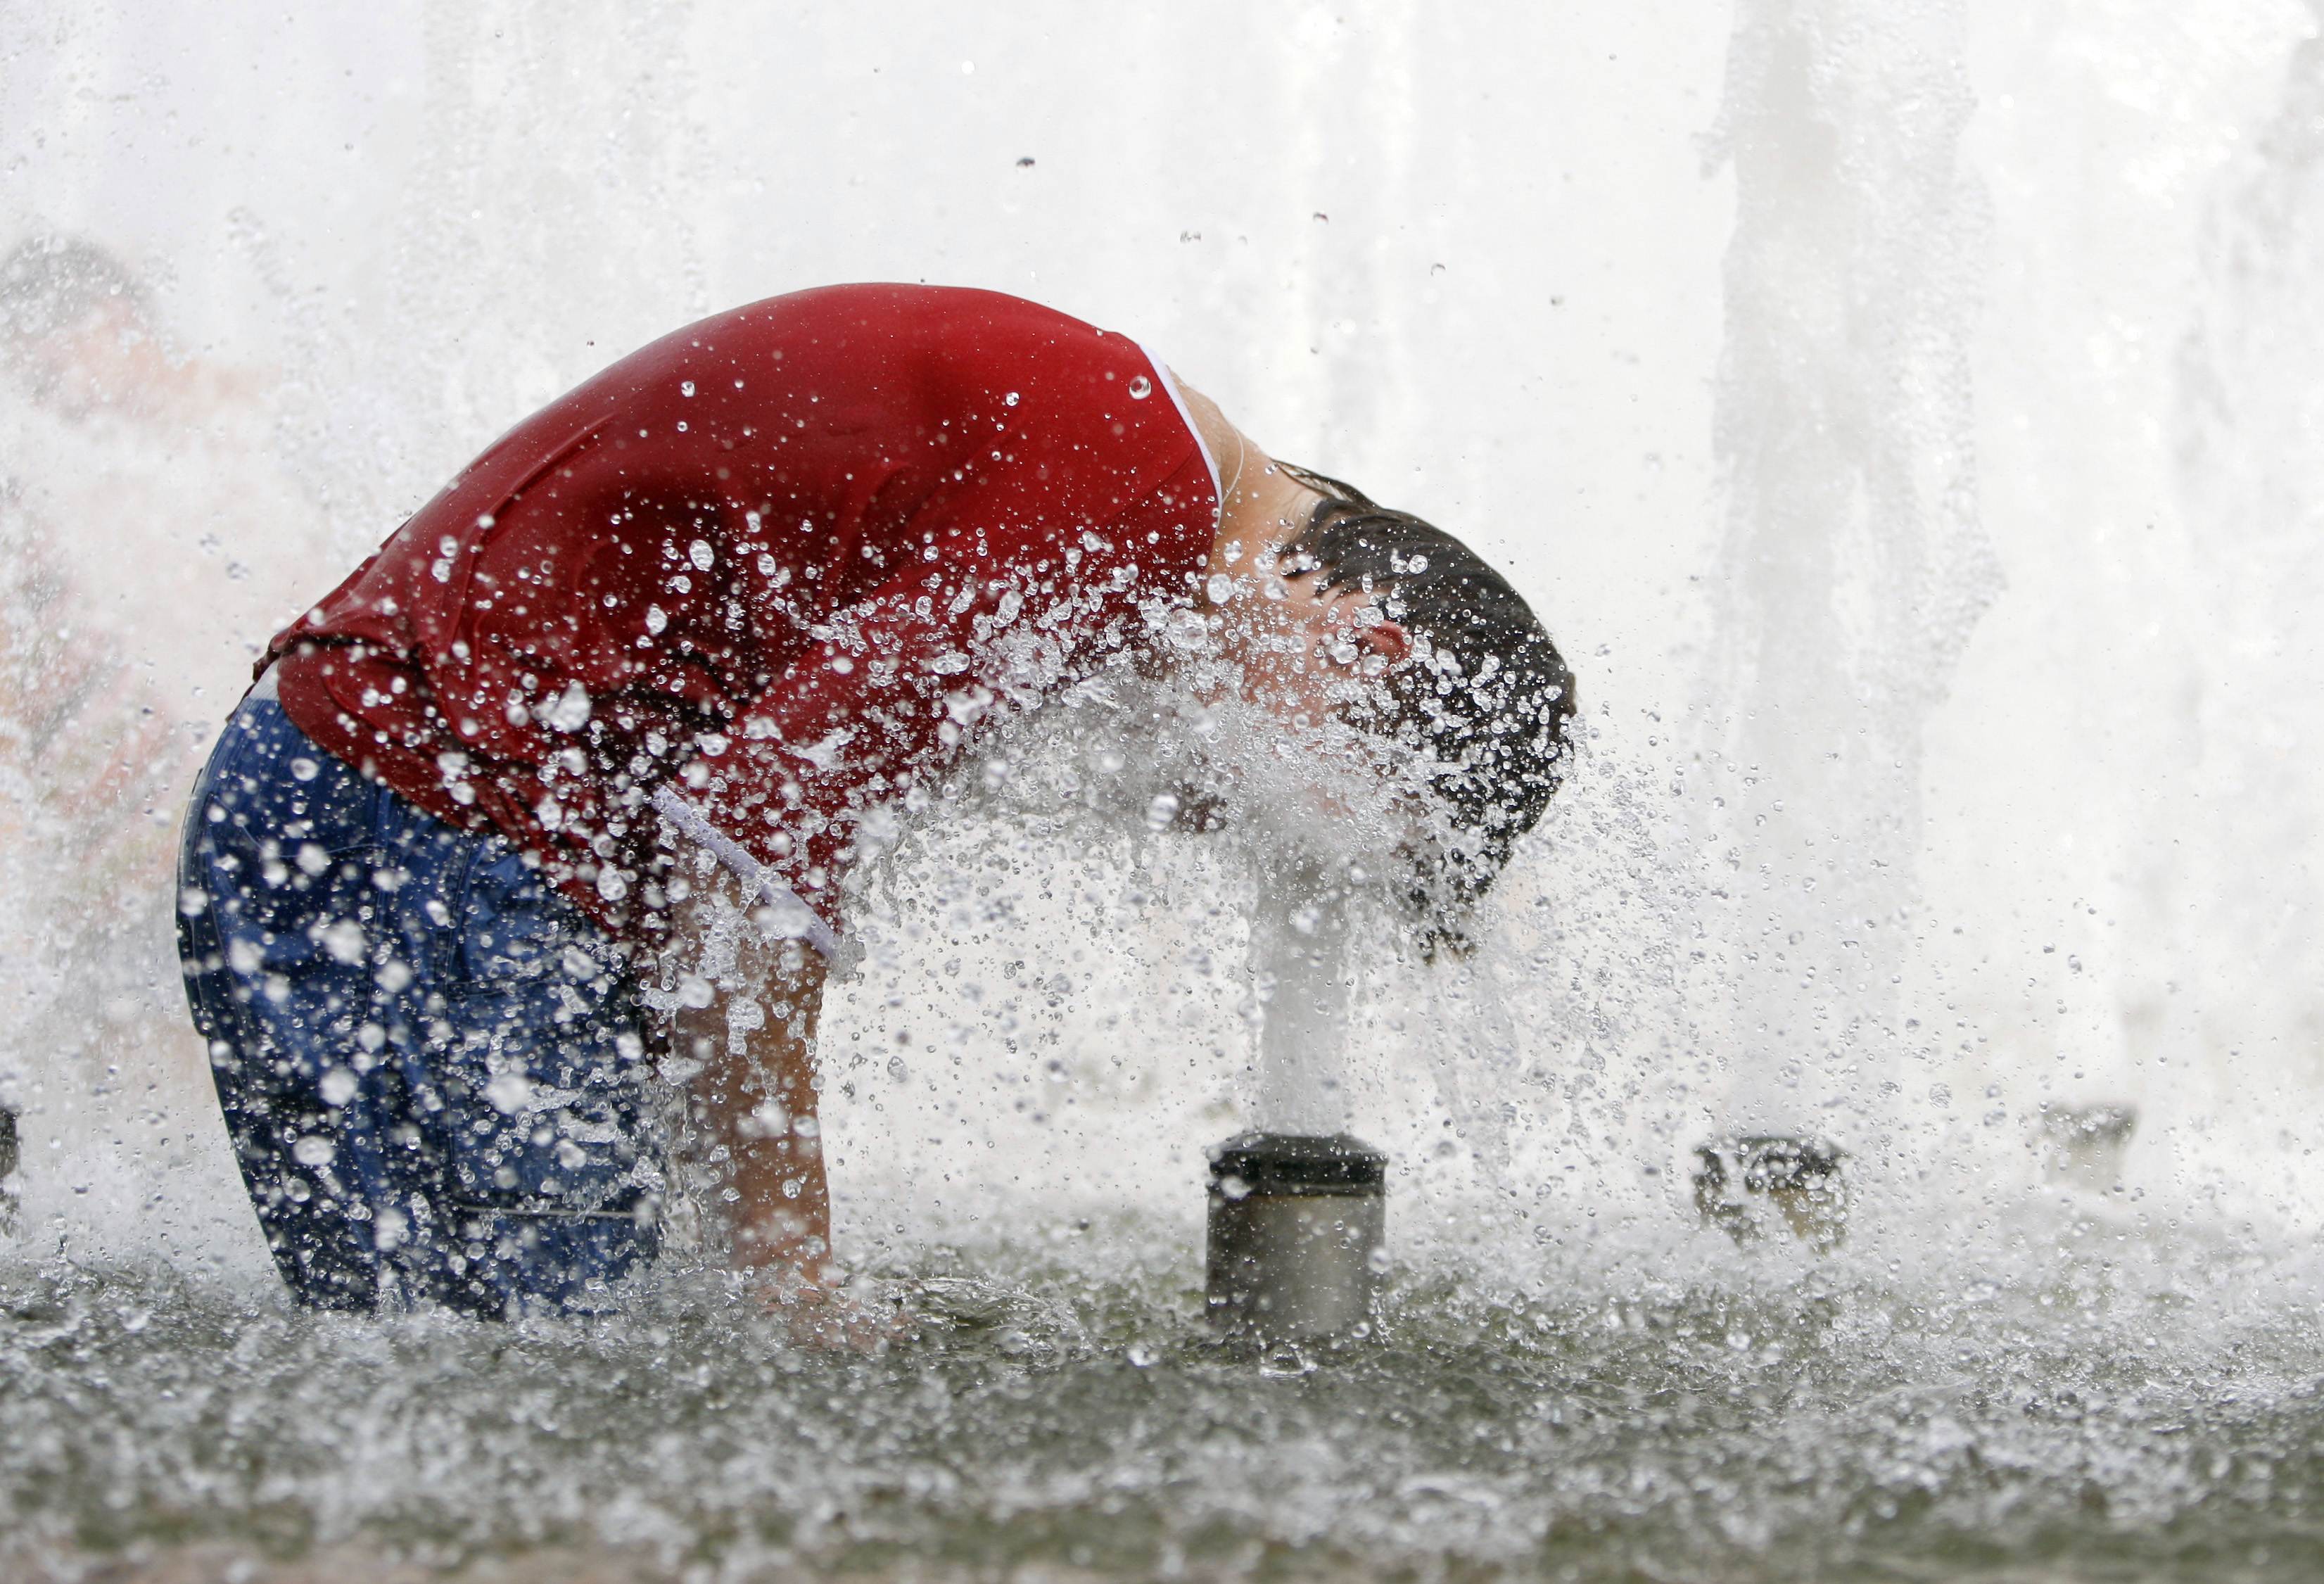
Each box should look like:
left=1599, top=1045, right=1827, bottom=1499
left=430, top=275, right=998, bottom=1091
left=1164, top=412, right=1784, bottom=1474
left=1205, top=1132, right=1386, bottom=1346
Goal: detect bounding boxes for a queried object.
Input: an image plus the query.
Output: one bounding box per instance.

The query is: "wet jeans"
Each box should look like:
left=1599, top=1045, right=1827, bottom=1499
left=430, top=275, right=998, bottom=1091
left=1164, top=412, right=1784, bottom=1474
left=176, top=689, right=663, bottom=1316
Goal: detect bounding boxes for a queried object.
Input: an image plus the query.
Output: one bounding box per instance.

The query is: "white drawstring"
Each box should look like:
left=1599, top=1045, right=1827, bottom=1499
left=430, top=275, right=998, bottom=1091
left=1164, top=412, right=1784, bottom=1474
left=650, top=785, right=857, bottom=972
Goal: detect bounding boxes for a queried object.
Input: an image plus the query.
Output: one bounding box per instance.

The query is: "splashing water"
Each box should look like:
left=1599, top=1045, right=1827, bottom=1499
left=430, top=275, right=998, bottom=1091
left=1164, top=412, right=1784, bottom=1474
left=9, top=1, right=2324, bottom=1580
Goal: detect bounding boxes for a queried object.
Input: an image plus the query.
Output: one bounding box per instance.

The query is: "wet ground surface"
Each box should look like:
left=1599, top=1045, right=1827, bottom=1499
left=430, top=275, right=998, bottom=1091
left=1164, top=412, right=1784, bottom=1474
left=6, top=1218, right=2324, bottom=1584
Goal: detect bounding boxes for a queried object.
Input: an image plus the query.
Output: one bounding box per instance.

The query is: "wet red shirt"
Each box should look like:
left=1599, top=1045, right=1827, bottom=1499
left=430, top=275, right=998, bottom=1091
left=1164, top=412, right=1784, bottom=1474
left=267, top=284, right=1219, bottom=944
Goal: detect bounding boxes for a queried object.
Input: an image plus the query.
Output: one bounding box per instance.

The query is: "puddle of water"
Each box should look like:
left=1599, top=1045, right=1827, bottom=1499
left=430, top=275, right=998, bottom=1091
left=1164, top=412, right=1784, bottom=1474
left=6, top=1209, right=2323, bottom=1584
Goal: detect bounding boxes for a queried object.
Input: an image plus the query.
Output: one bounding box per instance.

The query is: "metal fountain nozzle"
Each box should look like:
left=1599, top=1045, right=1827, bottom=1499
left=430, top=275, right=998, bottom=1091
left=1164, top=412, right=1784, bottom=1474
left=1205, top=1131, right=1386, bottom=1347
left=2038, top=1103, right=2137, bottom=1192
left=1692, top=1134, right=1850, bottom=1251
left=0, top=1104, right=18, bottom=1238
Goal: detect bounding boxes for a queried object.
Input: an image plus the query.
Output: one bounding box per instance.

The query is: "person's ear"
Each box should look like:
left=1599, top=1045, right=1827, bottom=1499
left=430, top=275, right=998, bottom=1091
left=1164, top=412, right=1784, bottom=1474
left=1357, top=619, right=1411, bottom=664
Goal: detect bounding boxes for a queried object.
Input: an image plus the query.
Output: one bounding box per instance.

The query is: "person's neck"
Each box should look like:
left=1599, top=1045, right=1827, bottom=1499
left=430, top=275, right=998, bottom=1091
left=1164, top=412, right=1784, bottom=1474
left=1163, top=374, right=1319, bottom=574
left=1211, top=450, right=1321, bottom=574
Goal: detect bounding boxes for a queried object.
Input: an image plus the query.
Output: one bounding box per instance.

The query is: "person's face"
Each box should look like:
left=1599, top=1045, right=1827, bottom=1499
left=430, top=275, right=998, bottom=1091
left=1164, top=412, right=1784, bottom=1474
left=1186, top=557, right=1429, bottom=856
left=1207, top=555, right=1411, bottom=737
left=21, top=299, right=160, bottom=418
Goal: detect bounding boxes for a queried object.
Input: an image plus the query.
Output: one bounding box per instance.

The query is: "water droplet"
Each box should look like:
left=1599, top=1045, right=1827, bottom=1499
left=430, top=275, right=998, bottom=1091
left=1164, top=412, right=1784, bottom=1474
left=1003, top=391, right=1020, bottom=406
left=292, top=1136, right=336, bottom=1167
left=545, top=681, right=592, bottom=732
left=320, top=919, right=366, bottom=963
left=1127, top=374, right=1152, bottom=399
left=680, top=380, right=696, bottom=397
left=1258, top=1343, right=1314, bottom=1376
left=485, top=1072, right=534, bottom=1115
left=1163, top=607, right=1208, bottom=650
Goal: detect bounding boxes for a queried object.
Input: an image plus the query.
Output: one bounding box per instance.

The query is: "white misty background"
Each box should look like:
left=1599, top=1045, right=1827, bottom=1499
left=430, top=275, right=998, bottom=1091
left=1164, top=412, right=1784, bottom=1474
left=4, top=0, right=2321, bottom=1283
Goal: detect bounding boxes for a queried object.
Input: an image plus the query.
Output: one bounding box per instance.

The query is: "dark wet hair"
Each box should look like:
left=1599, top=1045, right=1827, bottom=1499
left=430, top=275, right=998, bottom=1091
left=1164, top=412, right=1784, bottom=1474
left=1278, top=462, right=1577, bottom=946
left=0, top=235, right=148, bottom=346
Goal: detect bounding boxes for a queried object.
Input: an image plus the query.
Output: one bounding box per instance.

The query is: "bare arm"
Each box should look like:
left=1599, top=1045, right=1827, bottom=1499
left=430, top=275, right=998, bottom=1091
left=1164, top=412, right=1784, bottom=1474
left=664, top=875, right=834, bottom=1287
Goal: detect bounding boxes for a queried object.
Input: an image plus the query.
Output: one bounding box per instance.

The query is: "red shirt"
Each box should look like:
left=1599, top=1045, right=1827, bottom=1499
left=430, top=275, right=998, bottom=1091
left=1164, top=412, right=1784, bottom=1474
left=267, top=284, right=1219, bottom=946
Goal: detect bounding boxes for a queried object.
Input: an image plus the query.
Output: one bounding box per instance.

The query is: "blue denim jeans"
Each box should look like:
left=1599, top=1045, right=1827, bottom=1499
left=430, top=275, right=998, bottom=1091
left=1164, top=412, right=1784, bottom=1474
left=176, top=688, right=663, bottom=1316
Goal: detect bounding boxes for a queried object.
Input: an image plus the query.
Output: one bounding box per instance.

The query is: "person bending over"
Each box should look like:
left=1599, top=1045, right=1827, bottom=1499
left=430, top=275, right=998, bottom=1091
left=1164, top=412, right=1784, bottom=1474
left=176, top=284, right=1575, bottom=1322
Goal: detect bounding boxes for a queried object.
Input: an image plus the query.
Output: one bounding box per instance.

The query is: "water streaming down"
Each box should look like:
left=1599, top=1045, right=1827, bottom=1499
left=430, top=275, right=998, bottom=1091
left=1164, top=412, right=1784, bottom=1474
left=1245, top=857, right=1357, bottom=1137
left=10, top=1, right=2324, bottom=1580
left=1692, top=0, right=1999, bottom=1143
